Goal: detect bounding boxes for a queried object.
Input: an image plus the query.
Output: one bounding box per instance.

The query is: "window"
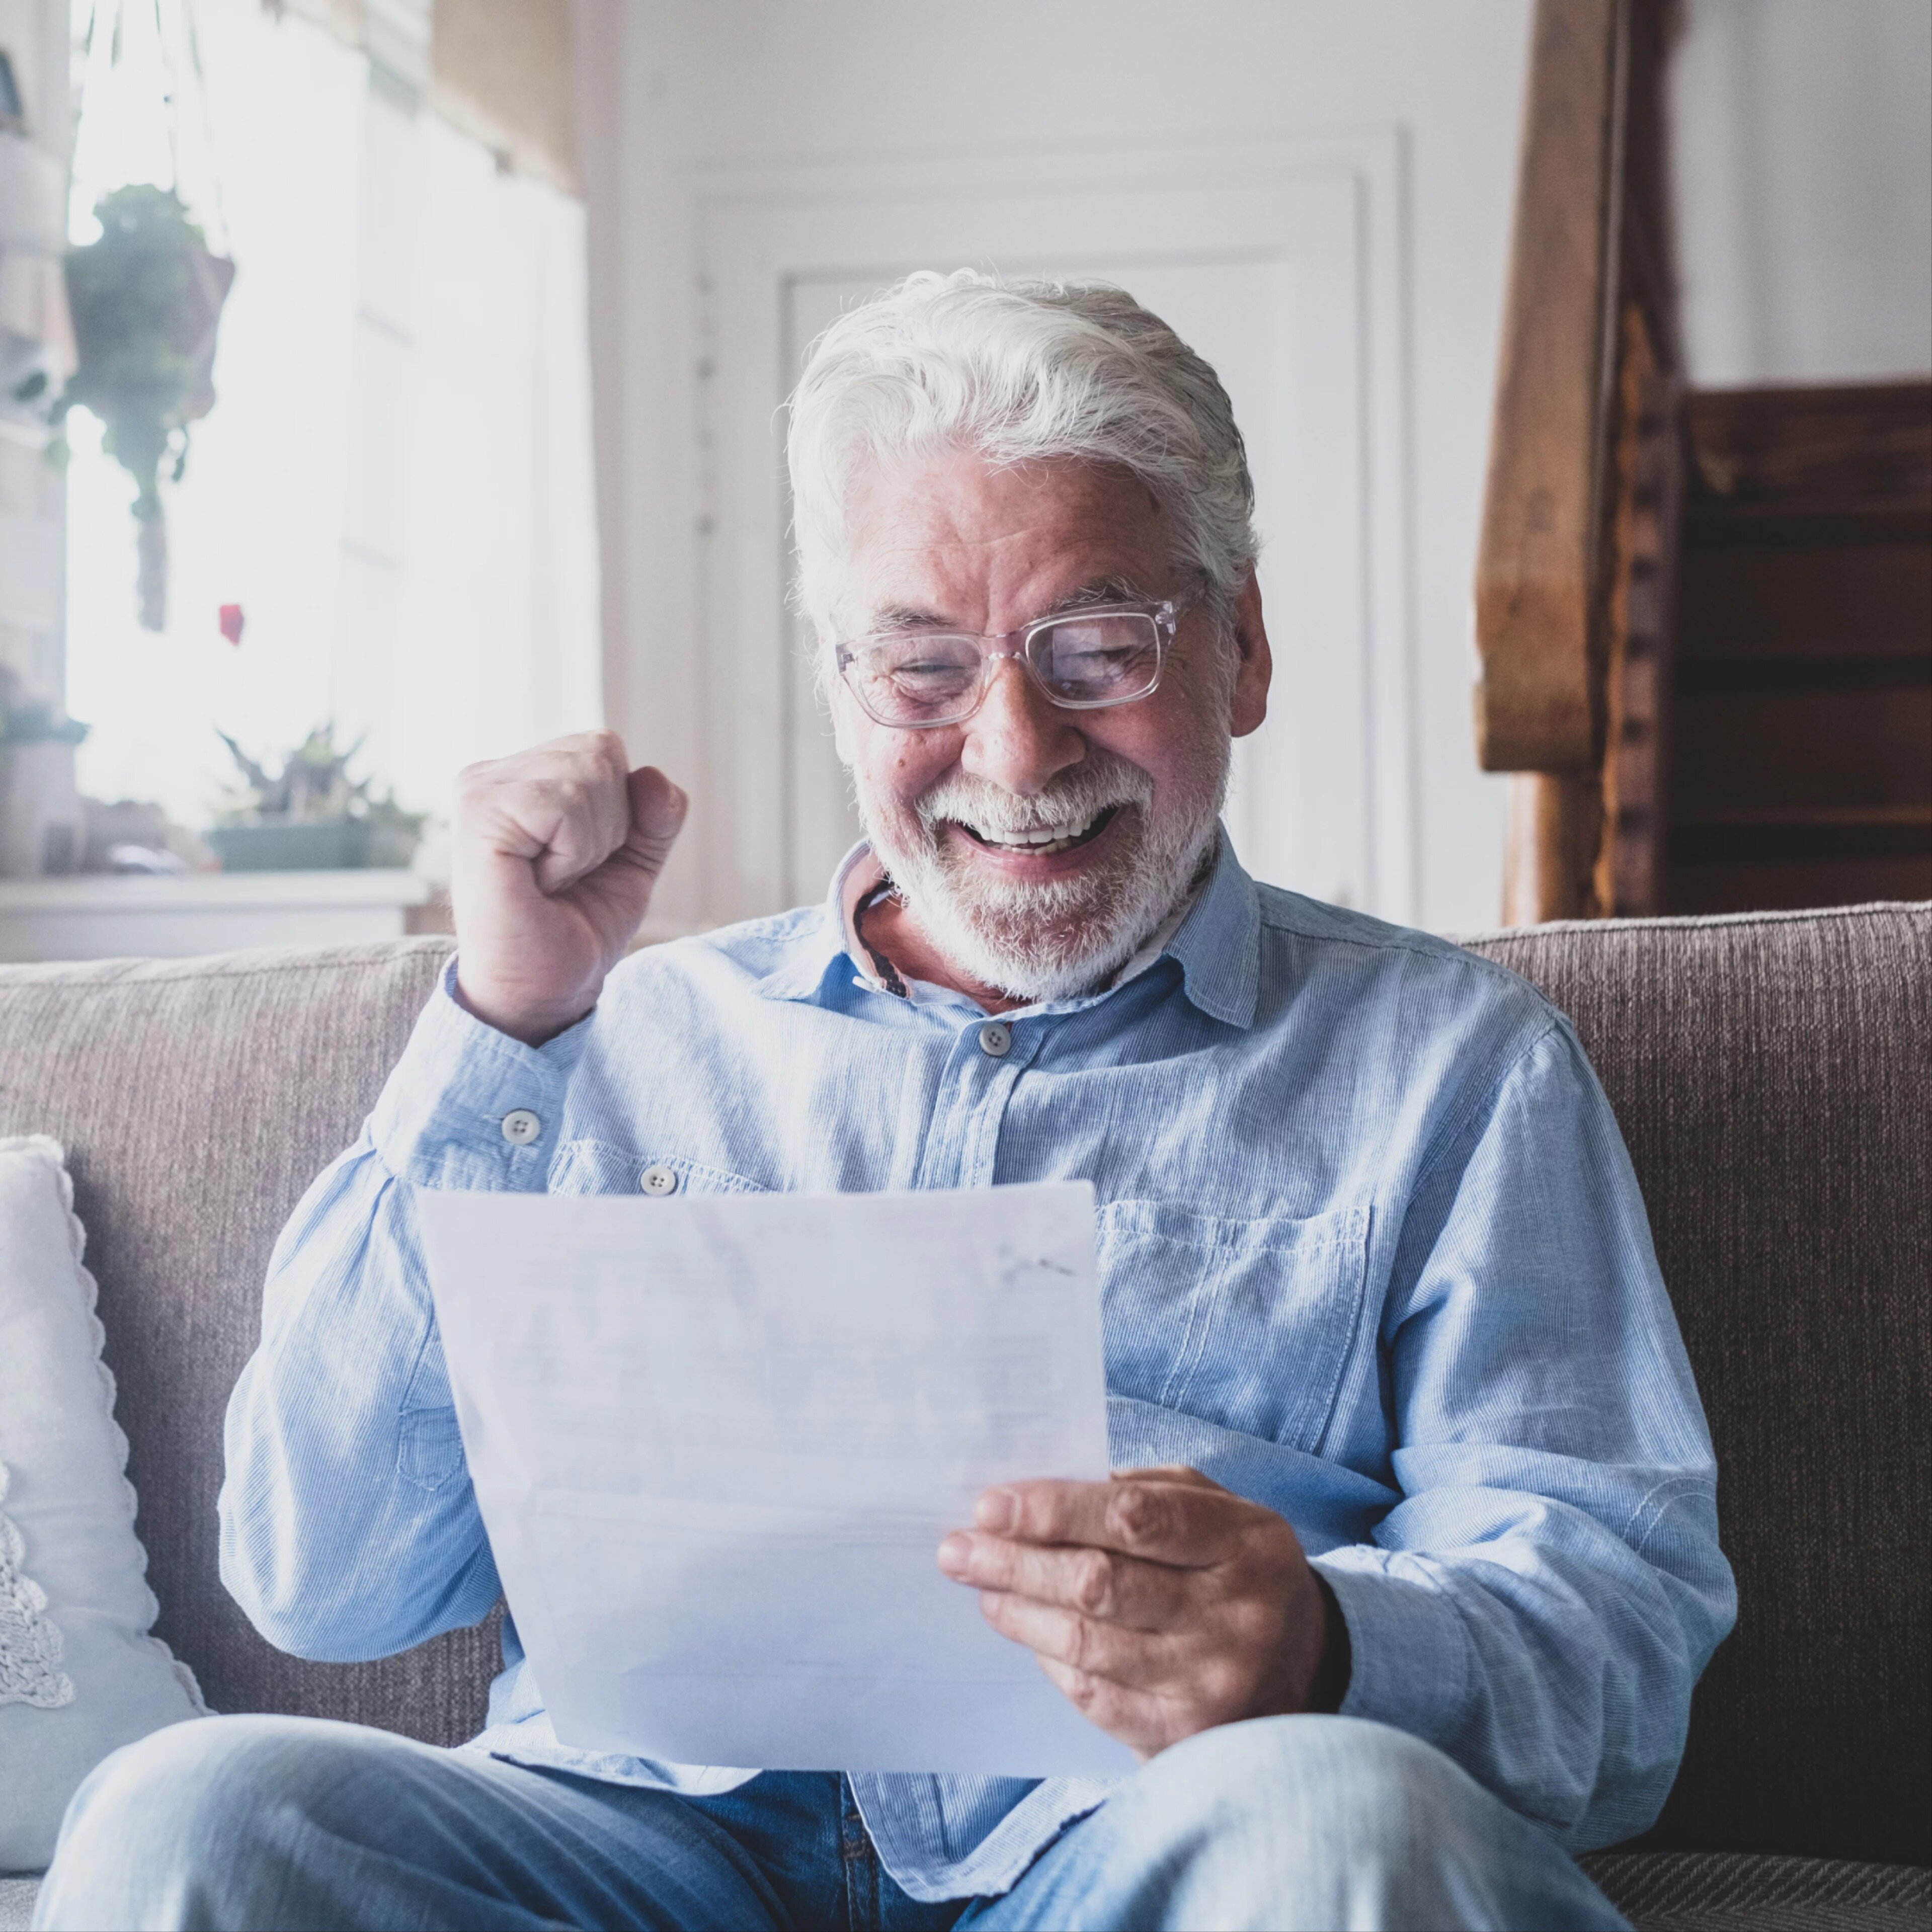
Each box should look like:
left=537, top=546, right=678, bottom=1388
left=63, top=0, right=599, bottom=840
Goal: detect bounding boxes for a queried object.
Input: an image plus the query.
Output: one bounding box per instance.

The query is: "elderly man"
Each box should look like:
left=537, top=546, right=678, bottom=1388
left=38, top=273, right=1732, bottom=1932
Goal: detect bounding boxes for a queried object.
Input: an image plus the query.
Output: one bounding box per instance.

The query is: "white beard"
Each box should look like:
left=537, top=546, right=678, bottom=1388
left=857, top=743, right=1229, bottom=1003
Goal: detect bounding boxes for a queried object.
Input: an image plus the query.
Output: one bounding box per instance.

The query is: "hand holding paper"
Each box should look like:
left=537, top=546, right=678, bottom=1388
left=937, top=1464, right=1339, bottom=1760
left=417, top=1180, right=1137, bottom=1777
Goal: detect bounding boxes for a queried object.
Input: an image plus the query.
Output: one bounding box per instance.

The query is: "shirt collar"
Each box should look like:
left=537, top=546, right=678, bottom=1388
left=754, top=829, right=1260, bottom=1029
left=746, top=842, right=884, bottom=1006
left=1162, top=832, right=1261, bottom=1028
left=837, top=846, right=900, bottom=996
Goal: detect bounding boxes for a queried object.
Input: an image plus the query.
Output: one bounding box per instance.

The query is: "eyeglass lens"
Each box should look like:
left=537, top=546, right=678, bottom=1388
left=846, top=612, right=1162, bottom=726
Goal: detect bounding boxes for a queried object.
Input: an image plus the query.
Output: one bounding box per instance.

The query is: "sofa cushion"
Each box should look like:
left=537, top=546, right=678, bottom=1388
left=0, top=1137, right=206, bottom=1867
left=1462, top=905, right=1930, bottom=1869
left=1579, top=1852, right=1932, bottom=1931
left=0, top=940, right=481, bottom=1749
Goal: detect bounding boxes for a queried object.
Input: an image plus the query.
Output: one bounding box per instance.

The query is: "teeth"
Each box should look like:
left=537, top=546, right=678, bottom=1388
left=967, top=810, right=1104, bottom=855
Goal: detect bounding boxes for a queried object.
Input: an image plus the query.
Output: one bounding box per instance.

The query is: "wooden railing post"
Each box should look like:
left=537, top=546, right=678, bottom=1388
left=1475, top=0, right=1621, bottom=786
left=1477, top=0, right=1683, bottom=924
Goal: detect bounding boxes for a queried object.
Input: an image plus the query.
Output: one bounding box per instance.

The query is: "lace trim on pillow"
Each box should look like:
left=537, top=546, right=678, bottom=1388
left=0, top=1135, right=209, bottom=1716
left=0, top=1465, right=74, bottom=1707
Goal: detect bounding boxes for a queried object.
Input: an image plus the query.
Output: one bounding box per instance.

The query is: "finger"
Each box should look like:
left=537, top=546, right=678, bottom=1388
left=530, top=779, right=625, bottom=894
left=459, top=755, right=603, bottom=864
left=977, top=1590, right=1179, bottom=1689
left=938, top=1534, right=1189, bottom=1631
left=1030, top=1656, right=1162, bottom=1757
left=506, top=731, right=628, bottom=837
left=623, top=766, right=688, bottom=868
left=974, top=1473, right=1244, bottom=1567
left=514, top=738, right=632, bottom=894
left=574, top=733, right=637, bottom=862
left=561, top=772, right=685, bottom=933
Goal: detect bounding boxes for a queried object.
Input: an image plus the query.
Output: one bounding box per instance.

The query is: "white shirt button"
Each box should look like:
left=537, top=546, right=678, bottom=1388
left=640, top=1163, right=680, bottom=1197
left=979, top=1021, right=1013, bottom=1058
left=500, top=1109, right=542, bottom=1145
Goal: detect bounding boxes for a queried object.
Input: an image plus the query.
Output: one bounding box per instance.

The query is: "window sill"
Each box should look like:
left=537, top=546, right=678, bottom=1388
left=0, top=868, right=432, bottom=962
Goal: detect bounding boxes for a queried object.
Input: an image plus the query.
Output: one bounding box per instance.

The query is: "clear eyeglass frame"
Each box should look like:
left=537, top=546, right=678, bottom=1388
left=833, top=598, right=1181, bottom=731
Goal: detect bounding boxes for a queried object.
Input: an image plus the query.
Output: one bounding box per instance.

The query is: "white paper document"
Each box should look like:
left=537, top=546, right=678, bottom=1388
left=416, top=1181, right=1136, bottom=1778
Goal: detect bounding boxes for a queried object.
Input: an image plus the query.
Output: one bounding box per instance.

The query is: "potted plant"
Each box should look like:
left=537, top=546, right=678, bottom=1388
left=207, top=725, right=425, bottom=872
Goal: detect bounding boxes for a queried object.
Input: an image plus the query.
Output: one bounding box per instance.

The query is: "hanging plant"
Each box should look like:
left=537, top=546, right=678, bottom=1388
left=50, top=186, right=235, bottom=631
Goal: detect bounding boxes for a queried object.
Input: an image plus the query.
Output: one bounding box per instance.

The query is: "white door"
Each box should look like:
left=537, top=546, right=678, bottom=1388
left=698, top=137, right=1413, bottom=923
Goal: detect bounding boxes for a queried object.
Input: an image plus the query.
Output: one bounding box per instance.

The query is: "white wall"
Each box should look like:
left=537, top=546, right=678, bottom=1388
left=1671, top=0, right=1932, bottom=387
left=579, top=0, right=1536, bottom=936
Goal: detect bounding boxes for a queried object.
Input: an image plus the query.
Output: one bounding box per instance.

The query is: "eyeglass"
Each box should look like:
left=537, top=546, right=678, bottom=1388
left=834, top=599, right=1179, bottom=730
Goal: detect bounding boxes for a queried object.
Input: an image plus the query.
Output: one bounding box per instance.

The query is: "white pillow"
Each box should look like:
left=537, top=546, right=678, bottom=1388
left=0, top=1136, right=206, bottom=1872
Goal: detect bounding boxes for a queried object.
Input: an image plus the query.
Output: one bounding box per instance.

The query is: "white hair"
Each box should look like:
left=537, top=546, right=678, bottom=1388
left=786, top=269, right=1259, bottom=639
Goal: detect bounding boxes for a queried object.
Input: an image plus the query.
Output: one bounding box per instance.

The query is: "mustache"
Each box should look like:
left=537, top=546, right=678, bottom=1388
left=914, top=757, right=1153, bottom=837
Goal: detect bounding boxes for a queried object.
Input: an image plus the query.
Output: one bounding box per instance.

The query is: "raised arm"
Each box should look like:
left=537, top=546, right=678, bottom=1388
left=219, top=731, right=687, bottom=1661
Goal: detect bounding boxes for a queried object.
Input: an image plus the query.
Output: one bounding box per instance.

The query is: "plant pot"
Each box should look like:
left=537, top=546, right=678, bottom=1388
left=362, top=819, right=424, bottom=869
left=207, top=820, right=372, bottom=871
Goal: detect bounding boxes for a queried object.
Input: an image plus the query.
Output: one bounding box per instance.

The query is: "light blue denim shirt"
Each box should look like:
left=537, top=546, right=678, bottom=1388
left=220, top=834, right=1735, bottom=1904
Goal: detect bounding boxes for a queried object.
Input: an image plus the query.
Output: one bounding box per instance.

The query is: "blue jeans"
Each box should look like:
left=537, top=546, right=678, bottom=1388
left=35, top=1714, right=1628, bottom=1931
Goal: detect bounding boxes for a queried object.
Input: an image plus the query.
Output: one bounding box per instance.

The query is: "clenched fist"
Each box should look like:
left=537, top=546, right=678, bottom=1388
left=450, top=731, right=687, bottom=1044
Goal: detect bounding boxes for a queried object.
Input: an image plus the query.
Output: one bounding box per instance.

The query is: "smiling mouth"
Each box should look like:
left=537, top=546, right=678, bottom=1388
left=950, top=804, right=1121, bottom=857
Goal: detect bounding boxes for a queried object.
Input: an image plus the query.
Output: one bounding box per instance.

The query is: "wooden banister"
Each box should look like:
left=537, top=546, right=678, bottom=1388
left=1475, top=0, right=1621, bottom=776
left=1477, top=0, right=1684, bottom=922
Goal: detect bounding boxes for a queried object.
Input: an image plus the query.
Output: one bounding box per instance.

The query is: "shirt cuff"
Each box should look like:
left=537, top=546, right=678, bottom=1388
left=369, top=957, right=594, bottom=1189
left=1311, top=1548, right=1472, bottom=1747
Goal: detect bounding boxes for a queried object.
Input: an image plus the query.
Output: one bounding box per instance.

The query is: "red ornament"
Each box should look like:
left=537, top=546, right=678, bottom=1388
left=218, top=603, right=245, bottom=645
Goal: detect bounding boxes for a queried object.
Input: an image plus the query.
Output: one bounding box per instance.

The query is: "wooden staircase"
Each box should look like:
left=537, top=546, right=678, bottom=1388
left=1474, top=0, right=1932, bottom=922
left=1670, top=383, right=1931, bottom=912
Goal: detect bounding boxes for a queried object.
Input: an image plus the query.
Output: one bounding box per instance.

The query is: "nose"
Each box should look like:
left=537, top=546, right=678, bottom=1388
left=958, top=655, right=1087, bottom=795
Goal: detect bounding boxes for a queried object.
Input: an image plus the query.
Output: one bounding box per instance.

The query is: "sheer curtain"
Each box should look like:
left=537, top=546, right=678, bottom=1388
left=64, top=0, right=600, bottom=841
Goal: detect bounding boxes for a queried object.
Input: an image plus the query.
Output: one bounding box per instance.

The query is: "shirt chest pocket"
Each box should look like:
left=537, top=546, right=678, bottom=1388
left=548, top=1140, right=768, bottom=1198
left=1097, top=1199, right=1371, bottom=1453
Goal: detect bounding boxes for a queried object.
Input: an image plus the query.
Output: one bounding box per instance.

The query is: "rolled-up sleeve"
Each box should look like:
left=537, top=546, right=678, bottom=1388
left=1312, top=1018, right=1736, bottom=1850
left=218, top=963, right=592, bottom=1661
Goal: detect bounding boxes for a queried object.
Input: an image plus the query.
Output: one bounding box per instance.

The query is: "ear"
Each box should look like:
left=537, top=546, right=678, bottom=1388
left=1228, top=571, right=1271, bottom=738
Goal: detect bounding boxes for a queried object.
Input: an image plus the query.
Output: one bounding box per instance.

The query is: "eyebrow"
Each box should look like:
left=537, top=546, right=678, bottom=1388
left=864, top=575, right=1151, bottom=635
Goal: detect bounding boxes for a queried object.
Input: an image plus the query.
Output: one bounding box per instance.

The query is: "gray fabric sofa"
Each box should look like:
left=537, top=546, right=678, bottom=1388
left=1, top=903, right=1926, bottom=1931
